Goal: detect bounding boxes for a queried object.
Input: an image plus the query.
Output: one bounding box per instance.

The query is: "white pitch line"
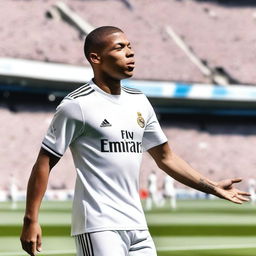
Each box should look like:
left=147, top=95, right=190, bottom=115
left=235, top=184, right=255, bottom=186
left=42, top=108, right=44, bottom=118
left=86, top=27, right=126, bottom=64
left=0, top=249, right=76, bottom=256
left=158, top=243, right=256, bottom=251
left=2, top=244, right=256, bottom=255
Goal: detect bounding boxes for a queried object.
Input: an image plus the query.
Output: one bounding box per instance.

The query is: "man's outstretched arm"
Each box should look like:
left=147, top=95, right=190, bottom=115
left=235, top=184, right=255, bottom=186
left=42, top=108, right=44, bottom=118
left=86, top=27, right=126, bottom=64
left=148, top=142, right=250, bottom=204
left=20, top=148, right=59, bottom=256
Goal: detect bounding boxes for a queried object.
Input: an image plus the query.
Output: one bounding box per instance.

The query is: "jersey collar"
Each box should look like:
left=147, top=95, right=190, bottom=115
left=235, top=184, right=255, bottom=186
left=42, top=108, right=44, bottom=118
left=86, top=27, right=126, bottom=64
left=89, top=80, right=124, bottom=104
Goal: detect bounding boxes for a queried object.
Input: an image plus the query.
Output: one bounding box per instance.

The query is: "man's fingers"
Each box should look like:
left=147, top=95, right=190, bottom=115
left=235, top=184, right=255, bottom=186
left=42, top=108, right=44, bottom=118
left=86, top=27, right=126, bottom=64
left=31, top=240, right=37, bottom=256
left=21, top=241, right=36, bottom=256
left=236, top=194, right=250, bottom=202
left=21, top=242, right=29, bottom=255
left=20, top=222, right=41, bottom=255
left=231, top=178, right=242, bottom=184
left=226, top=191, right=250, bottom=203
left=37, top=234, right=42, bottom=252
left=229, top=197, right=242, bottom=204
left=228, top=194, right=243, bottom=204
left=221, top=190, right=247, bottom=204
left=219, top=181, right=251, bottom=205
left=237, top=190, right=251, bottom=196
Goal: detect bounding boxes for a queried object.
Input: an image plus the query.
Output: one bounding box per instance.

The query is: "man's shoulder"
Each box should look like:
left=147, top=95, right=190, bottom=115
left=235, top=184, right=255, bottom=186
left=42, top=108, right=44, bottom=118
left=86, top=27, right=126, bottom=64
left=55, top=98, right=82, bottom=120
left=65, top=82, right=95, bottom=100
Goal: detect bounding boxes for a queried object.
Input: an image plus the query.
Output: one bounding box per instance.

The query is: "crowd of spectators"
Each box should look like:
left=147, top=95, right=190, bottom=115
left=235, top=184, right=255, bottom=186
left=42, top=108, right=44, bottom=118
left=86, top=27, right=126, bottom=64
left=0, top=0, right=256, bottom=84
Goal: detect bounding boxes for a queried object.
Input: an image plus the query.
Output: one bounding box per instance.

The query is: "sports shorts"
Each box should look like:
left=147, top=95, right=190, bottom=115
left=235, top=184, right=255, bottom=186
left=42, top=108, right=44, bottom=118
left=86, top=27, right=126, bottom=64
left=74, top=230, right=157, bottom=256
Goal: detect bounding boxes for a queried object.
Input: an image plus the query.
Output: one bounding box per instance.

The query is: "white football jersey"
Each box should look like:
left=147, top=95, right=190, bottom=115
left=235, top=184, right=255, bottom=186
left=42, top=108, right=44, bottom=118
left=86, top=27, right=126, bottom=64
left=42, top=80, right=167, bottom=235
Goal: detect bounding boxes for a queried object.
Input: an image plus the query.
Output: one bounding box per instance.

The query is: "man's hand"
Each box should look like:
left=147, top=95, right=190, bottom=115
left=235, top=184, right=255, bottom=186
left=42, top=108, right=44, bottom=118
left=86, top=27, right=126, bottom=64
left=20, top=218, right=42, bottom=256
left=215, top=178, right=251, bottom=204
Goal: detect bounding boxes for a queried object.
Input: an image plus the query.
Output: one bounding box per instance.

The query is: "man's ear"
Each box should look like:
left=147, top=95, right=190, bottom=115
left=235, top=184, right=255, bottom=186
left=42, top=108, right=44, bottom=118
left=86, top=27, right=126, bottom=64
left=89, top=53, right=101, bottom=64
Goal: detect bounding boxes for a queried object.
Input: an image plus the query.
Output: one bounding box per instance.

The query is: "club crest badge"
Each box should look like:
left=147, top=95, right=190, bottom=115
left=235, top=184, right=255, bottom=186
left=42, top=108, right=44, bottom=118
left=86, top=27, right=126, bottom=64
left=137, top=112, right=145, bottom=128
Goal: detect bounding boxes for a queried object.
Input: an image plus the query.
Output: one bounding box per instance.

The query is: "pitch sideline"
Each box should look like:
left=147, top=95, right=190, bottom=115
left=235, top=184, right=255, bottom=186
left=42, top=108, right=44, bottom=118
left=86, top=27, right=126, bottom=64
left=158, top=243, right=256, bottom=251
left=2, top=243, right=256, bottom=255
left=0, top=249, right=76, bottom=256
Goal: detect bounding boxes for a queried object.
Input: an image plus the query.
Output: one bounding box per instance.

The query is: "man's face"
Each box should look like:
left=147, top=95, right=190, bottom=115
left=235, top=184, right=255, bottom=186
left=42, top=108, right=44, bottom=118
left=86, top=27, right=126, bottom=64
left=98, top=32, right=135, bottom=80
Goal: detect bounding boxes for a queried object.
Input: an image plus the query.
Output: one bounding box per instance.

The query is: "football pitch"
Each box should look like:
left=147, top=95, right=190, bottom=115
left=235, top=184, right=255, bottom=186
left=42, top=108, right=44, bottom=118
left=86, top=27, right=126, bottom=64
left=1, top=199, right=256, bottom=256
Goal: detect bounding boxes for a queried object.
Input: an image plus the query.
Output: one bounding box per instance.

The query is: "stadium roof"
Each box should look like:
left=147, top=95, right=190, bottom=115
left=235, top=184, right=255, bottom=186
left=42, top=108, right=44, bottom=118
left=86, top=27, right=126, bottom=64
left=0, top=0, right=255, bottom=84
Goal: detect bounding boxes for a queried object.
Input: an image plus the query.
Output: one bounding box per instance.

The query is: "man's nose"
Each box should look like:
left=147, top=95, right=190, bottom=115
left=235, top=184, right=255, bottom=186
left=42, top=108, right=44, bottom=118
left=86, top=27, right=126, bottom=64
left=126, top=48, right=134, bottom=57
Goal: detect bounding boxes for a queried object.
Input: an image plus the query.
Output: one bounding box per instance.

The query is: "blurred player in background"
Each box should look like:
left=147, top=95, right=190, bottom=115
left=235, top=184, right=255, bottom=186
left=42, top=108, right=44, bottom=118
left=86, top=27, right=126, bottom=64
left=146, top=170, right=160, bottom=210
left=162, top=175, right=177, bottom=210
left=20, top=26, right=250, bottom=256
left=248, top=178, right=256, bottom=205
left=9, top=173, right=18, bottom=210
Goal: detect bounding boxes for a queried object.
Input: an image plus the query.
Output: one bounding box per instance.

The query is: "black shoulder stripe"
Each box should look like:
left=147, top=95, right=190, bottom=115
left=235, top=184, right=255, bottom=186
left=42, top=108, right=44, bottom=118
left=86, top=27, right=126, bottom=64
left=69, top=86, right=92, bottom=98
left=122, top=86, right=141, bottom=92
left=42, top=143, right=62, bottom=158
left=68, top=85, right=90, bottom=98
left=122, top=86, right=142, bottom=94
left=122, top=89, right=143, bottom=94
left=123, top=91, right=143, bottom=94
left=73, top=89, right=95, bottom=99
left=67, top=83, right=90, bottom=98
left=67, top=84, right=90, bottom=98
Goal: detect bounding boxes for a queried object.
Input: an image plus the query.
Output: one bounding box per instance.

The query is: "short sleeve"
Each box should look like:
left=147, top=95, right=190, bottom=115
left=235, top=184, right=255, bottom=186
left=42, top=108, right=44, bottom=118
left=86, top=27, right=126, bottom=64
left=42, top=99, right=84, bottom=158
left=142, top=99, right=167, bottom=151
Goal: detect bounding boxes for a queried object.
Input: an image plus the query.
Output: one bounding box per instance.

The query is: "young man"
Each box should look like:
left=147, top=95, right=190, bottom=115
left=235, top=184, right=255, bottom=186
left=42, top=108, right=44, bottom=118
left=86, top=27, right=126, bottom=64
left=20, top=26, right=250, bottom=256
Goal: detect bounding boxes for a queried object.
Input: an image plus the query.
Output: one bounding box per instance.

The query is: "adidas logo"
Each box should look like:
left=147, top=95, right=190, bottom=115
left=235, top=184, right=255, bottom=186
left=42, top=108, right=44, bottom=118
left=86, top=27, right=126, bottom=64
left=100, top=119, right=112, bottom=127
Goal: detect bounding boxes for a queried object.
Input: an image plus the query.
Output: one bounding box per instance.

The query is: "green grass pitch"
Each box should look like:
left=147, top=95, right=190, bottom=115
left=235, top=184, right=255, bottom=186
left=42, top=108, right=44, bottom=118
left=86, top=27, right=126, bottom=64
left=1, top=199, right=256, bottom=256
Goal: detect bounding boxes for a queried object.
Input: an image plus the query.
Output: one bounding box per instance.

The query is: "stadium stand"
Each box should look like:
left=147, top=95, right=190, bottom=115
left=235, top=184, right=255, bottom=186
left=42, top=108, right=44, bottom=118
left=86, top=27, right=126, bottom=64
left=0, top=0, right=256, bottom=84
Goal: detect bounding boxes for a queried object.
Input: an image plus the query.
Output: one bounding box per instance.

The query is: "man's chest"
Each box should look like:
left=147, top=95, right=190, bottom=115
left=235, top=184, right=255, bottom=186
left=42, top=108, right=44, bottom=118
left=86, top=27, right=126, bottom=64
left=82, top=103, right=148, bottom=143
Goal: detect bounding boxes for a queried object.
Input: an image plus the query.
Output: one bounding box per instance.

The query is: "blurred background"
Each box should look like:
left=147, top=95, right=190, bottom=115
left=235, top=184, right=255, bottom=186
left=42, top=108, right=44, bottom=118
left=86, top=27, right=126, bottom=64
left=1, top=0, right=256, bottom=255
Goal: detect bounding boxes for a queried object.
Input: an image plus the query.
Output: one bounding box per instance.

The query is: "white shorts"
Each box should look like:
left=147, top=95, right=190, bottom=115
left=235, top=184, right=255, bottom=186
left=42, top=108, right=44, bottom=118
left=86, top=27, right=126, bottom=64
left=74, top=230, right=157, bottom=256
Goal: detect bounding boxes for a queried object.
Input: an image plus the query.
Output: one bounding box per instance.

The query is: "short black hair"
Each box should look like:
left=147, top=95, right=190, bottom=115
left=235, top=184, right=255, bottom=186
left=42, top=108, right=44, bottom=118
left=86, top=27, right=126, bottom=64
left=84, top=26, right=123, bottom=61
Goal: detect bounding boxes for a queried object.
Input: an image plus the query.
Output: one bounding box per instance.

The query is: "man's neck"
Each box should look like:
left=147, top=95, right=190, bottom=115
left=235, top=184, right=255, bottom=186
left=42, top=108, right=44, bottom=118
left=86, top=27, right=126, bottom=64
left=92, top=76, right=121, bottom=95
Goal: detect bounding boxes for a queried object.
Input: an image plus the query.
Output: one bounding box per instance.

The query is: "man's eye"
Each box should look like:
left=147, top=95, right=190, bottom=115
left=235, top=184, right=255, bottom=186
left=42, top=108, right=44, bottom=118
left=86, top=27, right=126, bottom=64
left=114, top=44, right=123, bottom=49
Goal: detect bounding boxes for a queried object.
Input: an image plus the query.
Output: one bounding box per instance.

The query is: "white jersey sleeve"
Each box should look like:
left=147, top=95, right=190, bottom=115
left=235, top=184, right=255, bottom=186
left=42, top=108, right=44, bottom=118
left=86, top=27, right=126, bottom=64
left=42, top=99, right=84, bottom=158
left=142, top=98, right=167, bottom=151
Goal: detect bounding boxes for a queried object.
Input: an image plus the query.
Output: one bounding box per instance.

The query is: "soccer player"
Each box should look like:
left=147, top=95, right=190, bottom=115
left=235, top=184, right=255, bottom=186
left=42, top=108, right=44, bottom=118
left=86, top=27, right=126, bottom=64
left=162, top=175, right=177, bottom=210
left=9, top=173, right=18, bottom=210
left=146, top=171, right=160, bottom=210
left=20, top=26, right=250, bottom=256
left=248, top=178, right=256, bottom=205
